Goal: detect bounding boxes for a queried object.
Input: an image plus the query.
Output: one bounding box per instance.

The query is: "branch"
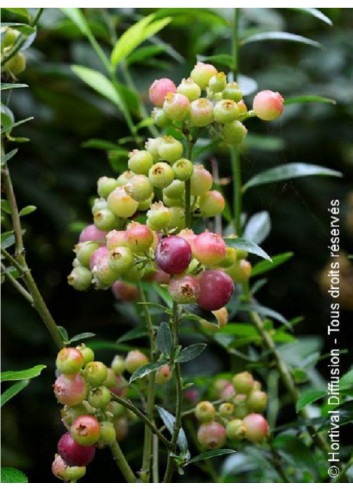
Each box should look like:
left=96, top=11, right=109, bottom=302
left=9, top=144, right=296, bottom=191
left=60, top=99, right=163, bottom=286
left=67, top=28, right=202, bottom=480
left=109, top=440, right=137, bottom=483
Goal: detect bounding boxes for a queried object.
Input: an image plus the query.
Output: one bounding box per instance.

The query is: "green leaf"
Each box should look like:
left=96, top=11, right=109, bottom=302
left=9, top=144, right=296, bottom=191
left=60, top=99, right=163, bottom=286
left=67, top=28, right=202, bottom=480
left=57, top=326, right=69, bottom=343
left=1, top=116, right=34, bottom=135
left=177, top=343, right=207, bottom=363
left=198, top=54, right=234, bottom=69
left=151, top=283, right=173, bottom=308
left=251, top=252, right=294, bottom=277
left=272, top=434, right=318, bottom=478
left=0, top=23, right=35, bottom=36
left=224, top=238, right=271, bottom=262
left=19, top=205, right=37, bottom=217
left=69, top=332, right=96, bottom=344
left=1, top=365, right=46, bottom=382
left=157, top=322, right=173, bottom=356
left=1, top=380, right=30, bottom=407
left=284, top=95, right=336, bottom=106
left=182, top=304, right=218, bottom=325
left=339, top=369, right=353, bottom=391
left=243, top=163, right=342, bottom=191
left=289, top=8, right=333, bottom=26
left=111, top=15, right=171, bottom=66
left=127, top=45, right=166, bottom=65
left=1, top=467, right=28, bottom=483
left=156, top=406, right=188, bottom=452
left=186, top=449, right=235, bottom=465
left=1, top=199, right=11, bottom=214
left=237, top=303, right=290, bottom=328
left=1, top=83, right=28, bottom=91
left=71, top=65, right=125, bottom=113
left=82, top=139, right=122, bottom=150
left=1, top=148, right=18, bottom=164
left=2, top=8, right=30, bottom=20
left=61, top=8, right=91, bottom=36
left=117, top=327, right=147, bottom=343
left=129, top=359, right=167, bottom=383
left=241, top=31, right=322, bottom=49
left=244, top=211, right=271, bottom=245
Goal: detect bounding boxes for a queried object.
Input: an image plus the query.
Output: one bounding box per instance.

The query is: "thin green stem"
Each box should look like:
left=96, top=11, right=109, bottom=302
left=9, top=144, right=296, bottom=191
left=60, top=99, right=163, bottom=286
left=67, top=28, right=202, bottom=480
left=152, top=435, right=159, bottom=483
left=110, top=440, right=137, bottom=483
left=2, top=165, right=24, bottom=257
left=1, top=263, right=33, bottom=304
left=1, top=8, right=44, bottom=67
left=232, top=9, right=240, bottom=81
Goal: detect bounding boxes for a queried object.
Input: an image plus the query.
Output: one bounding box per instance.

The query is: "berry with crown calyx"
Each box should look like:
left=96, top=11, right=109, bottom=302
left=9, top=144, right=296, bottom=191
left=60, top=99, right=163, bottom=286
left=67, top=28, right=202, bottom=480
left=190, top=98, right=214, bottom=127
left=168, top=274, right=200, bottom=304
left=128, top=149, right=154, bottom=175
left=149, top=78, right=176, bottom=107
left=199, top=190, right=225, bottom=217
left=176, top=77, right=201, bottom=101
left=70, top=414, right=101, bottom=446
left=190, top=62, right=218, bottom=89
left=156, top=235, right=192, bottom=275
left=172, top=158, right=194, bottom=181
left=222, top=82, right=242, bottom=102
left=197, top=270, right=234, bottom=311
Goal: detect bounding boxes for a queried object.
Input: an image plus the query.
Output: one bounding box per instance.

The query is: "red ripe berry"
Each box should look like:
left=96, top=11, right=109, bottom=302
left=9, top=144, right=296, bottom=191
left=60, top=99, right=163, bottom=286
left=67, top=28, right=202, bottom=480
left=79, top=224, right=106, bottom=245
left=192, top=232, right=226, bottom=266
left=54, top=373, right=87, bottom=406
left=197, top=270, right=234, bottom=311
left=58, top=432, right=95, bottom=466
left=156, top=236, right=192, bottom=275
left=70, top=415, right=101, bottom=446
left=149, top=78, right=177, bottom=107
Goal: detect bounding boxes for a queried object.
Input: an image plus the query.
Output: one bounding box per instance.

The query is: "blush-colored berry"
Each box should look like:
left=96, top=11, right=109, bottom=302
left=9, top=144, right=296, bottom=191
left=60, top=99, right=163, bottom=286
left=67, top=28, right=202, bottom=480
left=79, top=224, right=107, bottom=245
left=58, top=432, right=95, bottom=466
left=163, top=93, right=190, bottom=121
left=192, top=232, right=226, bottom=266
left=156, top=235, right=192, bottom=275
left=54, top=373, right=88, bottom=406
left=71, top=415, right=101, bottom=446
left=199, top=190, right=225, bottom=217
left=149, top=78, right=176, bottom=107
left=125, top=222, right=154, bottom=252
left=197, top=270, right=234, bottom=311
left=197, top=421, right=226, bottom=449
left=221, top=382, right=236, bottom=400
left=168, top=275, right=200, bottom=304
left=190, top=98, right=214, bottom=127
left=195, top=401, right=216, bottom=423
left=125, top=350, right=149, bottom=374
left=56, top=348, right=84, bottom=375
left=190, top=62, right=218, bottom=89
left=253, top=90, right=284, bottom=121
left=242, top=413, right=269, bottom=442
left=190, top=165, right=213, bottom=196
left=111, top=355, right=125, bottom=375
left=156, top=364, right=173, bottom=385
left=112, top=281, right=139, bottom=302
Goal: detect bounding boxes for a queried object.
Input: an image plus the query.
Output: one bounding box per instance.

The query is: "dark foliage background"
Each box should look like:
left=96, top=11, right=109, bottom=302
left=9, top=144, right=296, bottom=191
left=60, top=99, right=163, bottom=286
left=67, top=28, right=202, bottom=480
left=2, top=8, right=353, bottom=482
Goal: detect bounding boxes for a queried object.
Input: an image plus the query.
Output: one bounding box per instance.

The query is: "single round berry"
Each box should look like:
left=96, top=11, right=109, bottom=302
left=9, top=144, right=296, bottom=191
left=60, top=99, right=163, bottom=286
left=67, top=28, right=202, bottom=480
left=213, top=379, right=230, bottom=398
left=112, top=281, right=139, bottom=302
left=68, top=267, right=92, bottom=291
left=54, top=373, right=88, bottom=406
left=168, top=275, right=200, bottom=304
left=147, top=202, right=172, bottom=231
left=79, top=225, right=106, bottom=245
left=125, top=174, right=153, bottom=202
left=75, top=242, right=100, bottom=268
left=106, top=230, right=127, bottom=250
left=56, top=348, right=84, bottom=375
left=192, top=232, right=226, bottom=266
left=226, top=418, right=246, bottom=441
left=199, top=190, right=225, bottom=218
left=197, top=421, right=226, bottom=449
left=163, top=93, right=190, bottom=121
left=172, top=158, right=194, bottom=181
left=214, top=99, right=239, bottom=123
left=125, top=350, right=149, bottom=374
left=190, top=165, right=213, bottom=196
left=157, top=136, right=184, bottom=164
left=232, top=371, right=254, bottom=394
left=219, top=402, right=234, bottom=418
left=151, top=107, right=170, bottom=128
left=111, top=355, right=125, bottom=375
left=242, top=413, right=269, bottom=443
left=163, top=179, right=185, bottom=200
left=70, top=415, right=101, bottom=446
left=189, top=98, right=214, bottom=127
left=89, top=246, right=109, bottom=270
left=176, top=77, right=201, bottom=101
left=197, top=270, right=234, bottom=311
left=145, top=137, right=163, bottom=162
left=149, top=78, right=176, bottom=107
left=84, top=361, right=108, bottom=387
left=61, top=404, right=88, bottom=427
left=247, top=390, right=267, bottom=413
left=108, top=246, right=133, bottom=275
left=156, top=364, right=172, bottom=385
left=88, top=386, right=111, bottom=409
left=195, top=401, right=216, bottom=423
left=92, top=252, right=119, bottom=287
left=222, top=120, right=248, bottom=145
left=222, top=82, right=242, bottom=102
left=190, top=62, right=218, bottom=89
left=221, top=382, right=236, bottom=400
left=149, top=162, right=175, bottom=189
left=107, top=401, right=126, bottom=419
left=3, top=51, right=26, bottom=75
left=97, top=176, right=118, bottom=198
left=208, top=72, right=227, bottom=93
left=58, top=432, right=95, bottom=466
left=253, top=90, right=284, bottom=121
left=128, top=149, right=154, bottom=175
left=116, top=170, right=133, bottom=187
left=156, top=236, right=192, bottom=275
left=125, top=222, right=154, bottom=253
left=99, top=421, right=116, bottom=445
left=93, top=209, right=117, bottom=231
left=107, top=187, right=139, bottom=218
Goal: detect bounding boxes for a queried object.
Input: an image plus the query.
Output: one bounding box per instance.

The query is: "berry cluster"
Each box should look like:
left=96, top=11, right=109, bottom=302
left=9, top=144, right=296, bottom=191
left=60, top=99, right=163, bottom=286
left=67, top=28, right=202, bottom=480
left=195, top=371, right=269, bottom=450
left=1, top=27, right=26, bottom=76
left=52, top=346, right=173, bottom=481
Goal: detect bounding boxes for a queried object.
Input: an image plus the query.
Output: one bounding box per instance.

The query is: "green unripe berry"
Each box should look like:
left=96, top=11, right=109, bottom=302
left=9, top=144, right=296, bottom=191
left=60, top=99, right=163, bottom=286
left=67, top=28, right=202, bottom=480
left=151, top=108, right=170, bottom=128
left=121, top=262, right=145, bottom=281
left=225, top=259, right=252, bottom=283
left=84, top=361, right=108, bottom=387
left=232, top=372, right=254, bottom=394
left=146, top=202, right=172, bottom=231
left=247, top=390, right=267, bottom=413
left=128, top=150, right=154, bottom=175
left=222, top=120, right=248, bottom=145
left=107, top=188, right=139, bottom=218
left=190, top=165, right=213, bottom=196
left=222, top=82, right=243, bottom=102
left=138, top=195, right=154, bottom=211
left=111, top=355, right=125, bottom=375
left=195, top=401, right=216, bottom=423
left=56, top=348, right=84, bottom=374
left=1, top=27, right=20, bottom=49
left=107, top=401, right=126, bottom=419
left=218, top=247, right=238, bottom=268
left=97, top=177, right=118, bottom=198
left=190, top=62, right=218, bottom=89
left=125, top=222, right=154, bottom=253
left=226, top=418, right=246, bottom=441
left=77, top=344, right=95, bottom=365
left=3, top=51, right=26, bottom=75
left=99, top=421, right=116, bottom=445
left=176, top=77, right=201, bottom=101
left=75, top=242, right=99, bottom=268
left=158, top=136, right=184, bottom=164
left=208, top=72, right=227, bottom=93
left=163, top=179, right=185, bottom=199
left=93, top=209, right=116, bottom=231
left=172, top=158, right=194, bottom=181
left=149, top=162, right=175, bottom=189
left=167, top=206, right=185, bottom=232
left=145, top=138, right=163, bottom=162
left=88, top=386, right=111, bottom=409
left=125, top=174, right=153, bottom=202
left=108, top=246, right=133, bottom=275
left=214, top=99, right=239, bottom=123
left=91, top=197, right=108, bottom=214
left=68, top=267, right=92, bottom=291
left=233, top=393, right=249, bottom=419
left=116, top=170, right=133, bottom=187
left=103, top=368, right=118, bottom=388
left=219, top=402, right=234, bottom=418
left=65, top=465, right=86, bottom=482
left=190, top=98, right=214, bottom=127
left=163, top=195, right=183, bottom=208
left=199, top=190, right=225, bottom=217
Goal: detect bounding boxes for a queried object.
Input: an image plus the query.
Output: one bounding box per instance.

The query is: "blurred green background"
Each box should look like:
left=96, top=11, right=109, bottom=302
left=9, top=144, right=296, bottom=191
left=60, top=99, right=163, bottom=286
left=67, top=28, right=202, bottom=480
left=2, top=8, right=353, bottom=482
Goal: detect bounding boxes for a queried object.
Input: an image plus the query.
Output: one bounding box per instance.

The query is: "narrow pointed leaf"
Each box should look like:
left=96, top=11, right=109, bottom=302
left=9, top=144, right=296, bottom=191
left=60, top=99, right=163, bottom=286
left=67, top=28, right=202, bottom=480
left=177, top=343, right=207, bottom=363
left=284, top=95, right=336, bottom=106
left=224, top=238, right=271, bottom=262
left=244, top=211, right=271, bottom=245
left=1, top=380, right=30, bottom=407
left=289, top=8, right=333, bottom=26
left=251, top=252, right=294, bottom=277
left=1, top=365, right=46, bottom=382
left=157, top=322, right=173, bottom=356
left=129, top=359, right=167, bottom=383
left=187, top=449, right=235, bottom=465
left=241, top=31, right=322, bottom=49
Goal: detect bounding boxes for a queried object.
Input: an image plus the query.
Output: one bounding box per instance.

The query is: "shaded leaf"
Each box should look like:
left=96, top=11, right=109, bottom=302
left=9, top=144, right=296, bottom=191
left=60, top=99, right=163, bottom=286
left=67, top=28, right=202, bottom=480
left=289, top=8, right=333, bottom=26
left=1, top=116, right=34, bottom=135
left=237, top=303, right=290, bottom=327
left=182, top=304, right=218, bottom=325
left=243, top=163, right=342, bottom=191
left=272, top=434, right=318, bottom=477
left=1, top=365, right=46, bottom=382
left=0, top=467, right=28, bottom=483
left=224, top=237, right=271, bottom=262
left=1, top=380, right=30, bottom=407
left=244, top=211, right=271, bottom=245
left=1, top=148, right=18, bottom=165
left=127, top=45, right=166, bottom=65
left=57, top=326, right=69, bottom=343
left=284, top=95, right=336, bottom=106
left=2, top=8, right=30, bottom=20
left=187, top=448, right=235, bottom=465
left=1, top=83, right=28, bottom=91
left=251, top=252, right=294, bottom=277
left=241, top=31, right=322, bottom=49
left=129, top=359, right=167, bottom=383
left=69, top=332, right=96, bottom=344
left=177, top=343, right=207, bottom=363
left=156, top=406, right=188, bottom=452
left=339, top=369, right=353, bottom=391
left=117, top=328, right=147, bottom=344
left=157, top=322, right=173, bottom=356
left=61, top=8, right=91, bottom=36
left=19, top=205, right=37, bottom=217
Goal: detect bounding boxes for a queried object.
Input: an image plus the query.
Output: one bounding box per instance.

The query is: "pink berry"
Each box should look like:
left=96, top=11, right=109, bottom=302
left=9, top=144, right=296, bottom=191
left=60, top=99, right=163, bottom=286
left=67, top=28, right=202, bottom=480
left=58, top=432, right=95, bottom=466
left=156, top=235, right=192, bottom=275
left=111, top=281, right=139, bottom=302
left=149, top=78, right=176, bottom=107
left=197, top=270, right=234, bottom=311
left=197, top=421, right=226, bottom=449
left=253, top=90, right=284, bottom=121
left=156, top=364, right=172, bottom=384
left=242, top=413, right=269, bottom=442
left=177, top=229, right=196, bottom=247
left=192, top=232, right=226, bottom=266
left=125, top=350, right=149, bottom=374
left=79, top=224, right=106, bottom=245
left=163, top=92, right=190, bottom=121
left=221, top=382, right=236, bottom=400
left=70, top=415, right=101, bottom=446
left=106, top=230, right=127, bottom=250
left=54, top=373, right=88, bottom=406
left=199, top=190, right=225, bottom=218
left=125, top=222, right=154, bottom=253
left=190, top=165, right=213, bottom=196
left=168, top=275, right=200, bottom=304
left=89, top=246, right=109, bottom=270
left=56, top=348, right=84, bottom=374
